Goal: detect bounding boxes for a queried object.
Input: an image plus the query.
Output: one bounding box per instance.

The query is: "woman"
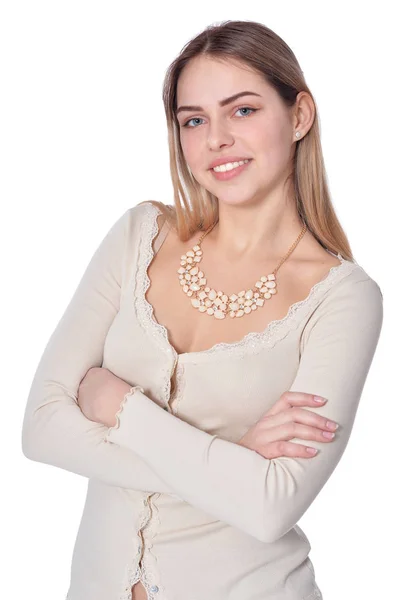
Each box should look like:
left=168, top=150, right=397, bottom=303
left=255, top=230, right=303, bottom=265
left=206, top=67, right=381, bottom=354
left=22, top=20, right=383, bottom=600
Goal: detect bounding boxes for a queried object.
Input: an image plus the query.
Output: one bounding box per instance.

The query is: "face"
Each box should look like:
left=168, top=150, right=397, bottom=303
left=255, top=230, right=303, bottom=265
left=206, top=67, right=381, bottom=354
left=175, top=56, right=298, bottom=208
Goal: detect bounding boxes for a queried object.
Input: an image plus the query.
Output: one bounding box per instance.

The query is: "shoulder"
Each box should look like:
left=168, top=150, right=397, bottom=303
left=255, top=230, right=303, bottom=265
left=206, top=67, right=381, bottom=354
left=299, top=232, right=383, bottom=305
left=118, top=200, right=175, bottom=233
left=126, top=199, right=160, bottom=222
left=307, top=261, right=383, bottom=337
left=297, top=263, right=384, bottom=369
left=327, top=262, right=383, bottom=305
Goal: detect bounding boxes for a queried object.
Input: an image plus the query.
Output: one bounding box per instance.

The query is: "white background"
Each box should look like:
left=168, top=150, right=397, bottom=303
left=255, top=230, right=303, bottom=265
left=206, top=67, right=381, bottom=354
left=1, top=1, right=397, bottom=599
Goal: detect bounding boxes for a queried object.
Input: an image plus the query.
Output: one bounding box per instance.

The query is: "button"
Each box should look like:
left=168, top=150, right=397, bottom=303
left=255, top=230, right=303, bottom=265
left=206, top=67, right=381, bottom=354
left=150, top=585, right=159, bottom=593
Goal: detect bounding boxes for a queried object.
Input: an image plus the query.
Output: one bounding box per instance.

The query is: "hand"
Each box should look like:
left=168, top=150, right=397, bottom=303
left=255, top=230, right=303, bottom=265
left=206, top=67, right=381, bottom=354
left=238, top=391, right=339, bottom=459
left=77, top=367, right=132, bottom=428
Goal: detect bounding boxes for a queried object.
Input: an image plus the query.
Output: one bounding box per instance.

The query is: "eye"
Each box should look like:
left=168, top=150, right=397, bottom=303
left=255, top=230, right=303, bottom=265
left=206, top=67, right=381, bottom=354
left=182, top=117, right=205, bottom=129
left=181, top=106, right=258, bottom=128
left=236, top=106, right=256, bottom=117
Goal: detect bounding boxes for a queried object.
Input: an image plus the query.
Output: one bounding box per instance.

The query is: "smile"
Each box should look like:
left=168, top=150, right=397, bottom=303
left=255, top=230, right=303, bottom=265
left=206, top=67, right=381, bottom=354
left=210, top=159, right=252, bottom=181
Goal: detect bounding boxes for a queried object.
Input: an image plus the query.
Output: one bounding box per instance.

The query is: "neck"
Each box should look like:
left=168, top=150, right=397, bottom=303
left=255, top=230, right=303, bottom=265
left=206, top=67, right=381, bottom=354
left=204, top=194, right=306, bottom=264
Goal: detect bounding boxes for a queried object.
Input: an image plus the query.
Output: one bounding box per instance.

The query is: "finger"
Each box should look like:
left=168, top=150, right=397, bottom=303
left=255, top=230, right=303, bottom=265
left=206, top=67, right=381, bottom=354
left=264, top=391, right=327, bottom=417
left=256, top=440, right=320, bottom=460
left=260, top=407, right=339, bottom=433
left=259, top=422, right=336, bottom=445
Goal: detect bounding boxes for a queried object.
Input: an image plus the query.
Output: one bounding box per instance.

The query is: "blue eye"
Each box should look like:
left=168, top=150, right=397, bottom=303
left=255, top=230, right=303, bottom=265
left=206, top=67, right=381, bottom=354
left=182, top=106, right=257, bottom=128
left=236, top=107, right=254, bottom=117
left=183, top=117, right=204, bottom=128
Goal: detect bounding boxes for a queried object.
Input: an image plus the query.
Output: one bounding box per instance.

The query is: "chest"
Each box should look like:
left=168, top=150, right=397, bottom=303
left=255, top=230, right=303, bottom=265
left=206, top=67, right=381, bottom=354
left=145, top=234, right=324, bottom=356
left=102, top=206, right=343, bottom=439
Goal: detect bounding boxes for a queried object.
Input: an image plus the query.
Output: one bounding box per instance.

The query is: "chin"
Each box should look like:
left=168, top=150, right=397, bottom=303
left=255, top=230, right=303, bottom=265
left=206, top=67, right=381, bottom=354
left=215, top=197, right=256, bottom=209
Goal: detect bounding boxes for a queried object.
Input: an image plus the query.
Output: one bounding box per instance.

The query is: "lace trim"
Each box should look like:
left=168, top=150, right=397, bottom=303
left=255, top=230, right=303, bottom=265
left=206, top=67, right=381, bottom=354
left=138, top=495, right=166, bottom=599
left=117, top=502, right=147, bottom=600
left=104, top=385, right=145, bottom=443
left=304, top=585, right=323, bottom=600
left=136, top=202, right=359, bottom=362
left=99, top=378, right=160, bottom=597
left=120, top=495, right=165, bottom=600
left=135, top=203, right=172, bottom=351
left=134, top=204, right=175, bottom=403
left=169, top=361, right=185, bottom=416
left=118, top=496, right=153, bottom=600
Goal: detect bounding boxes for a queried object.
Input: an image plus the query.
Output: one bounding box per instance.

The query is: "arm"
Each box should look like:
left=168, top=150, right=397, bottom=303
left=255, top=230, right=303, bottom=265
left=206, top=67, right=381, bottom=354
left=105, top=274, right=384, bottom=543
left=21, top=205, right=174, bottom=494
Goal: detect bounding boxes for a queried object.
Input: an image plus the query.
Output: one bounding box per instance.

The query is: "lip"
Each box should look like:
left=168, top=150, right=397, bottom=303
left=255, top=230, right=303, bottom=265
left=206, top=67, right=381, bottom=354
left=208, top=156, right=252, bottom=169
left=210, top=159, right=252, bottom=181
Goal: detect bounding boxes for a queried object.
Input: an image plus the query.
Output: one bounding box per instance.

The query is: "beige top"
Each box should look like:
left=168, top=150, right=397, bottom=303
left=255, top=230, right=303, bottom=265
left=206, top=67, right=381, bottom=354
left=22, top=201, right=384, bottom=600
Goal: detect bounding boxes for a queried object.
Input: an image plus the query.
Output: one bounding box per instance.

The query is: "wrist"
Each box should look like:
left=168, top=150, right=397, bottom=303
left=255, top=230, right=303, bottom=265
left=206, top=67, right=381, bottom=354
left=98, top=380, right=132, bottom=428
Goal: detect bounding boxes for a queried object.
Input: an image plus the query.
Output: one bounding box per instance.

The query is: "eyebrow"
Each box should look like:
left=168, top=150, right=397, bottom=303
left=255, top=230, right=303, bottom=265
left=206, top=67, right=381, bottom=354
left=176, top=90, right=262, bottom=116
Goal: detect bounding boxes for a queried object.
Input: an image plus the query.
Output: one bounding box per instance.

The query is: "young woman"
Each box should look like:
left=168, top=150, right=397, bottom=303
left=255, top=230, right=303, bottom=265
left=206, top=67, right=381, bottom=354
left=22, top=20, right=383, bottom=600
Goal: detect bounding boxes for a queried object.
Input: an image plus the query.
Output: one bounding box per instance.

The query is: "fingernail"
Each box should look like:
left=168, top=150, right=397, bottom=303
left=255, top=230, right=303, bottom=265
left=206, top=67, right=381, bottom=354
left=314, top=396, right=327, bottom=403
left=306, top=447, right=318, bottom=454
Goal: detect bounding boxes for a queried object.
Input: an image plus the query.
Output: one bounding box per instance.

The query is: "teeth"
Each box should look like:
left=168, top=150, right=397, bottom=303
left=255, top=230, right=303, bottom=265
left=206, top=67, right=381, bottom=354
left=213, top=159, right=249, bottom=173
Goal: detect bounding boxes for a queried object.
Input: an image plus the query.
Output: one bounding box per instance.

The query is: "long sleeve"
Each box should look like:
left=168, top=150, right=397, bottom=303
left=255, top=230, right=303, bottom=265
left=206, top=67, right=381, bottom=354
left=21, top=207, right=174, bottom=494
left=105, top=274, right=383, bottom=543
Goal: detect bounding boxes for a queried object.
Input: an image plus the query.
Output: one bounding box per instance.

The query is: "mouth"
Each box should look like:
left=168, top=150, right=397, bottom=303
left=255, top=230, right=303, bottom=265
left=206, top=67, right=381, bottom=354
left=210, top=159, right=253, bottom=181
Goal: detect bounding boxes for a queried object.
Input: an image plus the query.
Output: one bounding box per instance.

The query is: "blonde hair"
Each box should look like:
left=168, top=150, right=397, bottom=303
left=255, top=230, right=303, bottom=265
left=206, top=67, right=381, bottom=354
left=139, top=19, right=353, bottom=261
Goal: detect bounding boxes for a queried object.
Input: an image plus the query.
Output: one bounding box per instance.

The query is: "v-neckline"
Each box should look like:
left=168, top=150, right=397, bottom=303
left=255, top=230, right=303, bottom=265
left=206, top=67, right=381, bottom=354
left=136, top=203, right=358, bottom=363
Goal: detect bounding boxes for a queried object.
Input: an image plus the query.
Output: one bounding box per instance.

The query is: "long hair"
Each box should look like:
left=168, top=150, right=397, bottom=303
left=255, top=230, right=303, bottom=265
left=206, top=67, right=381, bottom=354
left=140, top=19, right=353, bottom=261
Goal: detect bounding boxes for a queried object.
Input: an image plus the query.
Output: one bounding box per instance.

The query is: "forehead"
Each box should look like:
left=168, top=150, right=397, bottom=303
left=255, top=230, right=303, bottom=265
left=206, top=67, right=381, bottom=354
left=176, top=56, right=272, bottom=103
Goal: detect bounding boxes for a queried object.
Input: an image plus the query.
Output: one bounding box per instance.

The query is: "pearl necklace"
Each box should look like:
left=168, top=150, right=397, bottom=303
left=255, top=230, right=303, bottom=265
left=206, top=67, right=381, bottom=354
left=177, top=220, right=308, bottom=320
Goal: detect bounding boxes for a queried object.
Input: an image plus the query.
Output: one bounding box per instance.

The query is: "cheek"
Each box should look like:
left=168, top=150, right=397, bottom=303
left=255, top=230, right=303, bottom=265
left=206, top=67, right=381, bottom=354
left=179, top=133, right=201, bottom=168
left=255, top=123, right=292, bottom=170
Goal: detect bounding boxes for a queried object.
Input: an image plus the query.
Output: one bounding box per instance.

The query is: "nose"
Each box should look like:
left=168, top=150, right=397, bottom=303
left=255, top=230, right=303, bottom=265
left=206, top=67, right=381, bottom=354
left=207, top=120, right=234, bottom=151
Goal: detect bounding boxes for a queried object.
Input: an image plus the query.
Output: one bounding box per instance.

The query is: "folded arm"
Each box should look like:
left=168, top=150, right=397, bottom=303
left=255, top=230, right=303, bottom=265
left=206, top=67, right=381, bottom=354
left=21, top=206, right=174, bottom=494
left=105, top=274, right=383, bottom=543
left=21, top=205, right=383, bottom=543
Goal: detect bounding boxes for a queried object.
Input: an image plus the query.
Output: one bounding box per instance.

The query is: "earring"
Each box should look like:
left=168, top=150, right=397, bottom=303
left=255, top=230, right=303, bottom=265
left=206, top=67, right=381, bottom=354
left=295, top=131, right=301, bottom=139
